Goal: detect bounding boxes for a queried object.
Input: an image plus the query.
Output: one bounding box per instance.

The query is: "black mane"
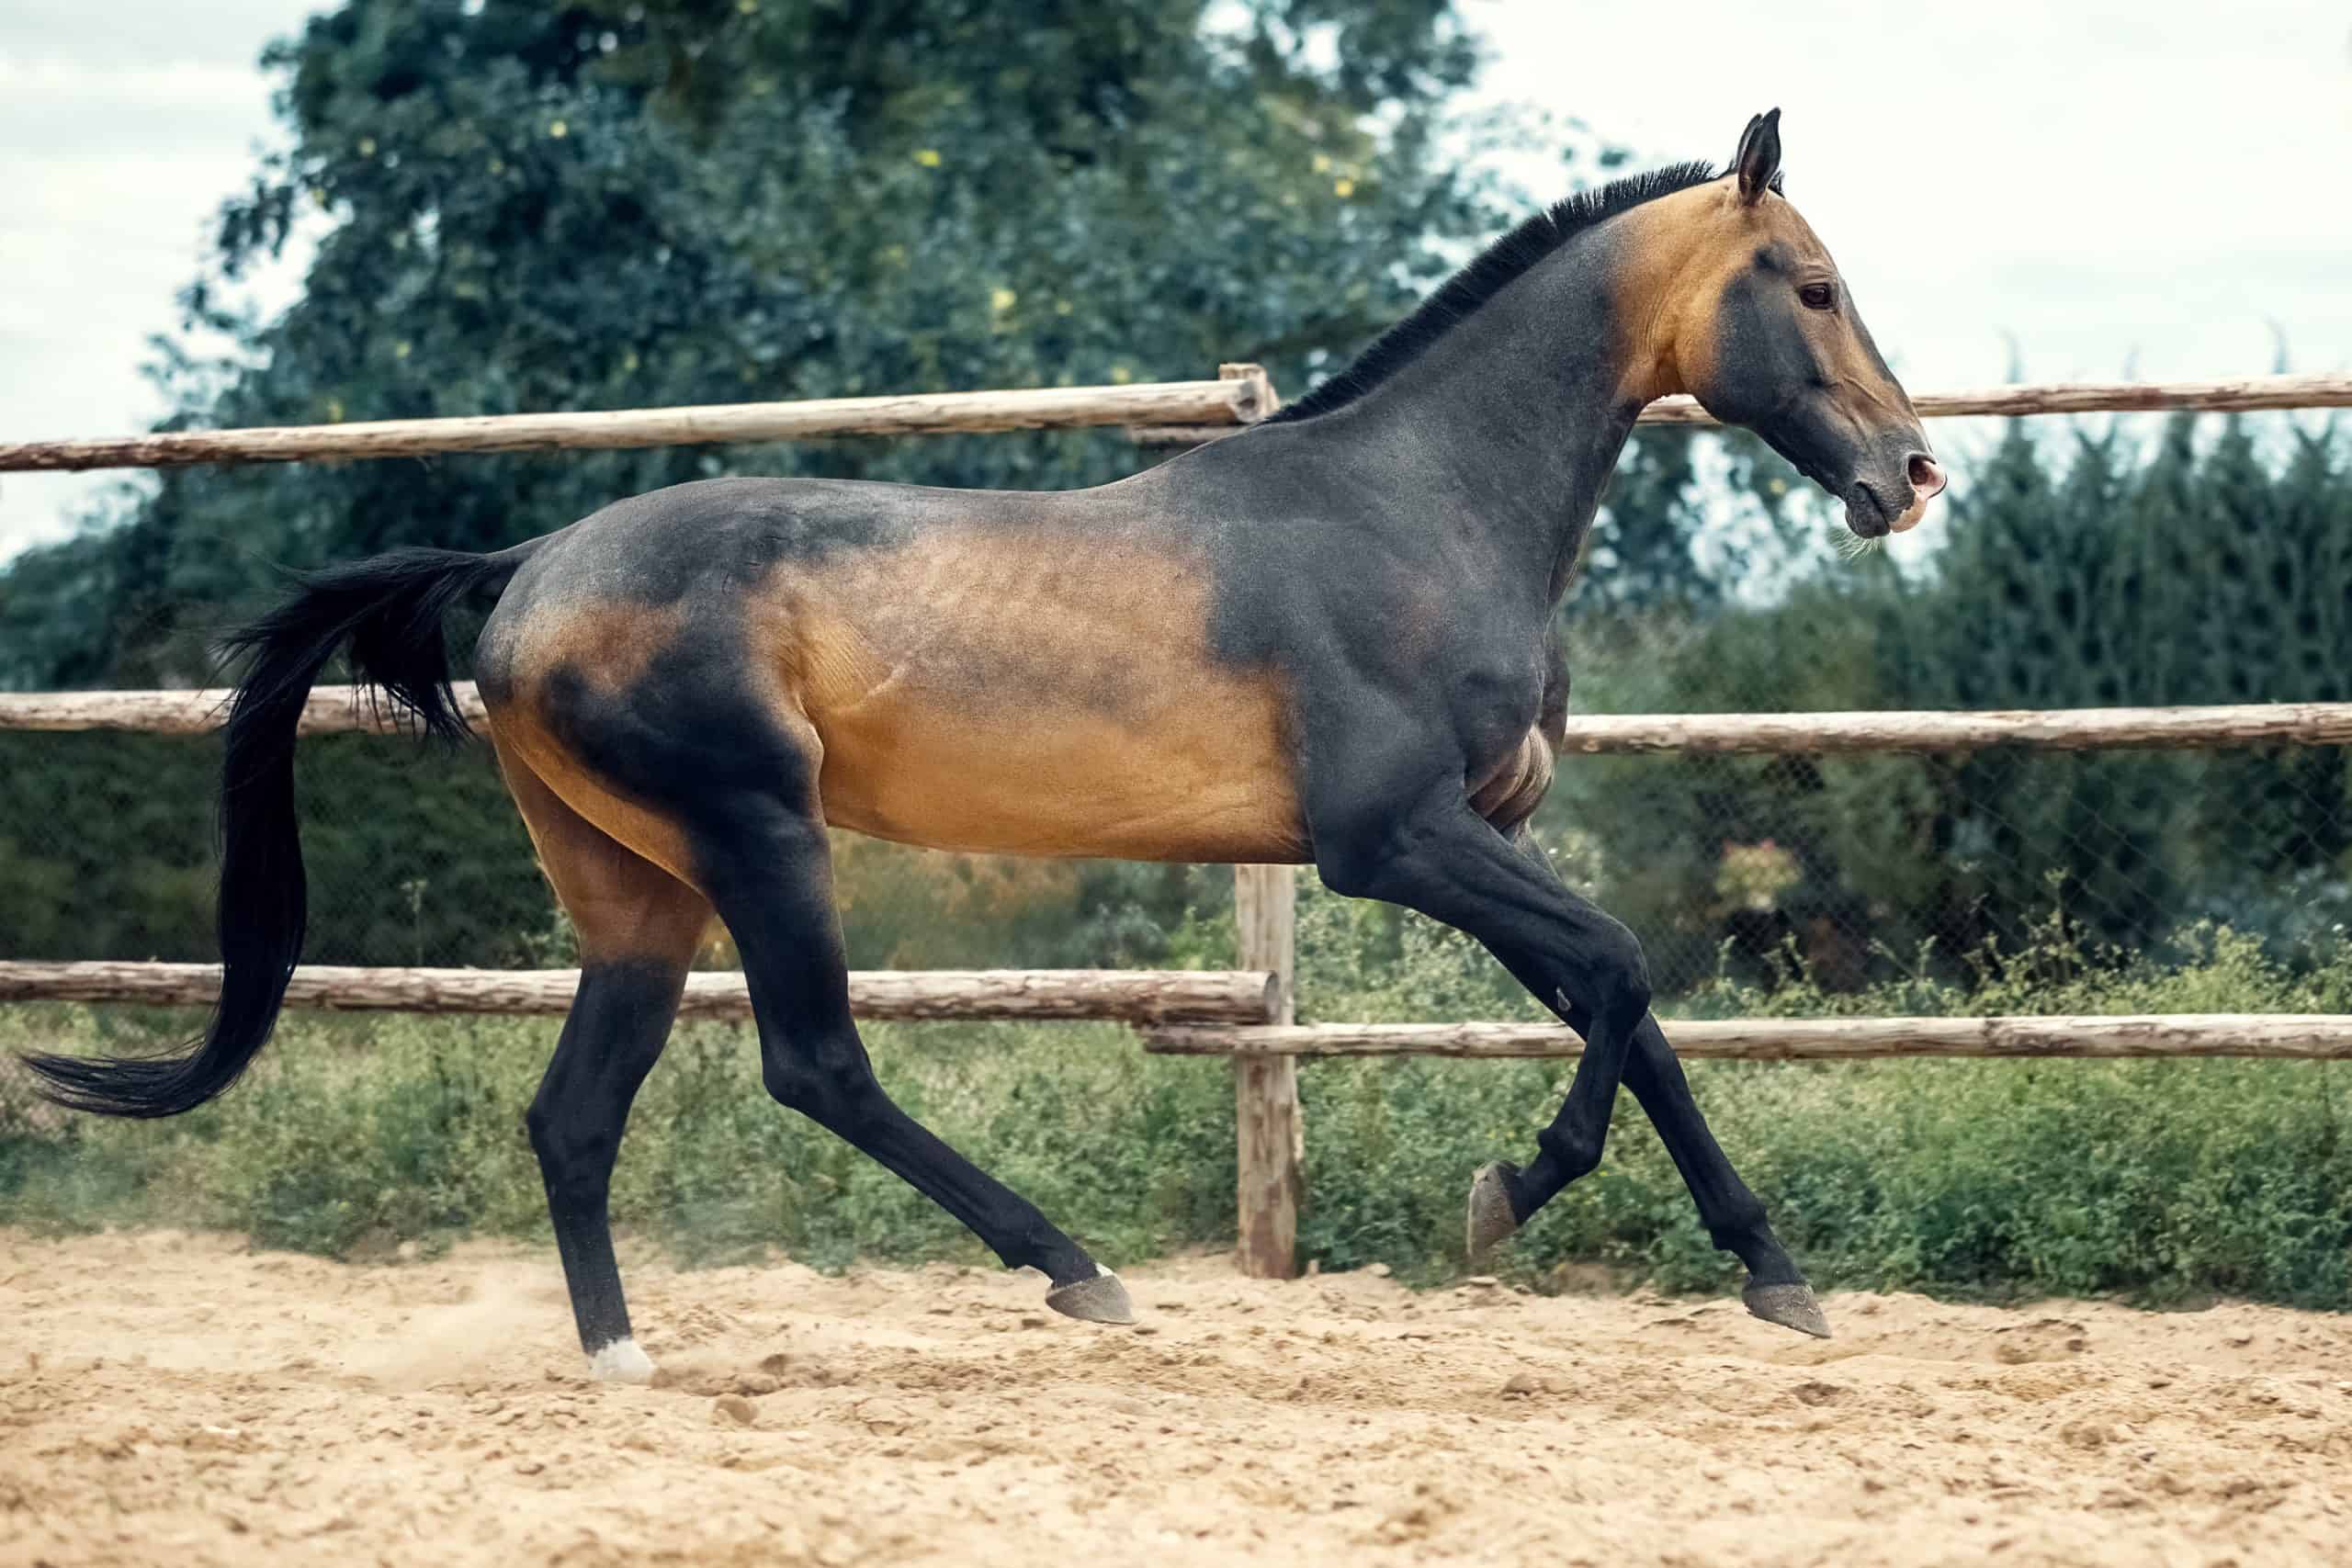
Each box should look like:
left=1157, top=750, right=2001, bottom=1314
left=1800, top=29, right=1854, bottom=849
left=1268, top=160, right=1732, bottom=425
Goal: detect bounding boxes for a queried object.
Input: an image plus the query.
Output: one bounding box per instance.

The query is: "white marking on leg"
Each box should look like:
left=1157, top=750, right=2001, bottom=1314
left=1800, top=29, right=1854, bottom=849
left=588, top=1337, right=656, bottom=1384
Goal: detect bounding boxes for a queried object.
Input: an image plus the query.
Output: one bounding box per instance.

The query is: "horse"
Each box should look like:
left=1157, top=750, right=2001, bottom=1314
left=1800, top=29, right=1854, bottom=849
left=28, top=110, right=1946, bottom=1382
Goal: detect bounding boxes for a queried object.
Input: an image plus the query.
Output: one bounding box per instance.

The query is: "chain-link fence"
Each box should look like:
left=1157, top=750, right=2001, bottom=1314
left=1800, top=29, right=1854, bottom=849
left=1542, top=744, right=2348, bottom=999
left=1537, top=611, right=2350, bottom=998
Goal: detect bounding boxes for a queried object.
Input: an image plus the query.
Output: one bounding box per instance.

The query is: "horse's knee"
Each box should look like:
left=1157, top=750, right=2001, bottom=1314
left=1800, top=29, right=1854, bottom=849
left=759, top=1054, right=827, bottom=1115
left=760, top=1037, right=881, bottom=1128
left=1579, top=916, right=1652, bottom=1025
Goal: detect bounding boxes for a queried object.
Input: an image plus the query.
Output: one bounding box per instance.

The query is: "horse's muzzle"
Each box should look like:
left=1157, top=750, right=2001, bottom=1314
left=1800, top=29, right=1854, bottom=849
left=1887, top=453, right=1948, bottom=534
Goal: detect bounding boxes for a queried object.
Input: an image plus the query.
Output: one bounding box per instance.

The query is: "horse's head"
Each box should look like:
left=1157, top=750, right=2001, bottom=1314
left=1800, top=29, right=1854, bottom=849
left=1640, top=110, right=1947, bottom=537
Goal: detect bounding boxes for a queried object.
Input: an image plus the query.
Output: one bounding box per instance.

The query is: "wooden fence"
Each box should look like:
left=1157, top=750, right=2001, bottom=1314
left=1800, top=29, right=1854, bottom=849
left=9, top=688, right=2352, bottom=751
left=6, top=368, right=2346, bottom=471
left=1146, top=1014, right=2352, bottom=1062
left=1133, top=370, right=2352, bottom=445
left=6, top=363, right=2350, bottom=1279
left=0, top=367, right=1278, bottom=472
left=0, top=961, right=1277, bottom=1025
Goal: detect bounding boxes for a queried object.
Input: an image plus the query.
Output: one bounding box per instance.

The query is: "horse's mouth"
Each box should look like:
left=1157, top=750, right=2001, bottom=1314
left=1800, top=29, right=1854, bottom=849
left=1841, top=480, right=1897, bottom=538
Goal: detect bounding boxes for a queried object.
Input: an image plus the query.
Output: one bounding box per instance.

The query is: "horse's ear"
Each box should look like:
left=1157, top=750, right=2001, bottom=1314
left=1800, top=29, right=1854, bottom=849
left=1733, top=107, right=1781, bottom=204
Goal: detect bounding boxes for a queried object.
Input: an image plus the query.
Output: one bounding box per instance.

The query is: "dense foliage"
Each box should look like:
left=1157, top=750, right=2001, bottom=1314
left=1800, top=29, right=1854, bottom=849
left=0, top=0, right=1527, bottom=684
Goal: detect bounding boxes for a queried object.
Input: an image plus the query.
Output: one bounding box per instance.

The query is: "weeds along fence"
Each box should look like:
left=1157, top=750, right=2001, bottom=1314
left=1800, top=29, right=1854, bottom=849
left=5, top=365, right=2352, bottom=1277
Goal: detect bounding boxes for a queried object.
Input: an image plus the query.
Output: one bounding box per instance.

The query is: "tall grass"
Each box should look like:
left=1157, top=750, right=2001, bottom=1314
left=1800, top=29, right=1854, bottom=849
left=4, top=907, right=2348, bottom=1307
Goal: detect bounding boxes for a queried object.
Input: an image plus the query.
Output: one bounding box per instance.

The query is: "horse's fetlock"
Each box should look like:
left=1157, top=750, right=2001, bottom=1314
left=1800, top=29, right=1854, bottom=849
left=1711, top=1194, right=1770, bottom=1248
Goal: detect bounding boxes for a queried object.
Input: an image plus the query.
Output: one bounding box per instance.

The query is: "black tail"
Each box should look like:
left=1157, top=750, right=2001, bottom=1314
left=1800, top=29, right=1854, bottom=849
left=22, top=544, right=534, bottom=1118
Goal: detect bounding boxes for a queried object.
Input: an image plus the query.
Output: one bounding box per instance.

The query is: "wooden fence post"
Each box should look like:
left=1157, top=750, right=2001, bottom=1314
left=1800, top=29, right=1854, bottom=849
left=1232, top=863, right=1300, bottom=1279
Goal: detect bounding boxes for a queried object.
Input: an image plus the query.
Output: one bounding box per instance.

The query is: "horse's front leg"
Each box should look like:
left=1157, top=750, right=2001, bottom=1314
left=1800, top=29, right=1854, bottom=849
left=1310, top=788, right=1828, bottom=1337
left=1487, top=828, right=1822, bottom=1335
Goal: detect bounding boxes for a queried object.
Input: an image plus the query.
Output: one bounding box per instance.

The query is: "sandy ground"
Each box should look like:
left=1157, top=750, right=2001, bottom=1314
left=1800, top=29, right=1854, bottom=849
left=3, top=1232, right=2349, bottom=1567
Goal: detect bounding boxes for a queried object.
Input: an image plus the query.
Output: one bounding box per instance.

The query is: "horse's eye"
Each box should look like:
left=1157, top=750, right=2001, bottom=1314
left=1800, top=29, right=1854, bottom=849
left=1799, top=282, right=1837, bottom=311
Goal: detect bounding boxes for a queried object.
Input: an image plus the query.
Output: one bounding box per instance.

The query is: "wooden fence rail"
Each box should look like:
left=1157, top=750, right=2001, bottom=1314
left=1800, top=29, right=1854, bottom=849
left=7, top=687, right=2350, bottom=752
left=1546, top=703, right=2352, bottom=753
left=1130, top=370, right=2352, bottom=443
left=1147, top=1013, right=2352, bottom=1062
left=0, top=961, right=1280, bottom=1026
left=8, top=370, right=2346, bottom=470
left=0, top=368, right=1275, bottom=473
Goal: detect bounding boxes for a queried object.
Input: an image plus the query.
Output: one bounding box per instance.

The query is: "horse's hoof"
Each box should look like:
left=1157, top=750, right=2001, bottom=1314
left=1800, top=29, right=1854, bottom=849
left=1466, top=1161, right=1522, bottom=1262
left=1742, top=1280, right=1832, bottom=1339
left=587, top=1337, right=658, bottom=1383
left=1045, top=1267, right=1136, bottom=1325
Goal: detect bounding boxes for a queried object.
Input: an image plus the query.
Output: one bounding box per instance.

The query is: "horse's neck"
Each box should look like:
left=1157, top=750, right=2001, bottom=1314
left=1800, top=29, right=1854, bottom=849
left=1264, top=239, right=1659, bottom=603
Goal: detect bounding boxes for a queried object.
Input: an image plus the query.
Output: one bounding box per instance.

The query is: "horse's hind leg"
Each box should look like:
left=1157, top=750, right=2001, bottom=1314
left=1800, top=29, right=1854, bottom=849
left=498, top=750, right=713, bottom=1382
left=684, top=763, right=1132, bottom=1325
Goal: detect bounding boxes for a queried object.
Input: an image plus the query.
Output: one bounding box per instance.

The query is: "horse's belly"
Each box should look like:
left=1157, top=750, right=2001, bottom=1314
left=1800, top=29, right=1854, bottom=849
left=773, top=523, right=1306, bottom=862
left=809, top=694, right=1307, bottom=863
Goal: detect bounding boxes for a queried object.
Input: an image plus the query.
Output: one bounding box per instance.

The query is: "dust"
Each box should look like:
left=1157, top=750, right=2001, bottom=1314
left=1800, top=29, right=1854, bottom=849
left=335, top=1260, right=561, bottom=1390
left=3, top=1230, right=2349, bottom=1566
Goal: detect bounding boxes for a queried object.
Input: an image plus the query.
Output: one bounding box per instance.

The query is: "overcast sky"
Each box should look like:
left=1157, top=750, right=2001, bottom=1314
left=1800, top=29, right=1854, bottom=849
left=4, top=1, right=2348, bottom=559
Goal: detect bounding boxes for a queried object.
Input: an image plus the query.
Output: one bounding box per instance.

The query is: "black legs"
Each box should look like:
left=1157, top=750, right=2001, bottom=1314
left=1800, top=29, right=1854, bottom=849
left=1493, top=829, right=1804, bottom=1287
left=1319, top=798, right=1654, bottom=1213
left=1316, top=797, right=1815, bottom=1319
left=526, top=958, right=689, bottom=1375
left=1619, top=1014, right=1803, bottom=1286
left=694, top=801, right=1116, bottom=1309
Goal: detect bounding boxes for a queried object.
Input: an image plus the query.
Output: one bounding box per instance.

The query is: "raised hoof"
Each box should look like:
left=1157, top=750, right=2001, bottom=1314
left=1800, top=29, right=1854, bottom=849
left=1742, top=1280, right=1832, bottom=1339
left=1045, top=1267, right=1136, bottom=1326
left=587, top=1337, right=658, bottom=1384
left=1465, top=1161, right=1522, bottom=1263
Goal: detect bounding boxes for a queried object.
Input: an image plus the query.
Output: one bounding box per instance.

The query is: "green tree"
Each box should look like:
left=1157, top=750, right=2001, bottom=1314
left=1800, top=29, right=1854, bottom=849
left=0, top=0, right=1598, bottom=968
left=1, top=0, right=1541, bottom=686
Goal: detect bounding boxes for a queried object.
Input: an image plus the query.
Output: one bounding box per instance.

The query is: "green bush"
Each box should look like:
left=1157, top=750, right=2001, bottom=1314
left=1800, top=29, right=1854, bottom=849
left=0, top=1008, right=1238, bottom=1273
left=6, top=913, right=2347, bottom=1309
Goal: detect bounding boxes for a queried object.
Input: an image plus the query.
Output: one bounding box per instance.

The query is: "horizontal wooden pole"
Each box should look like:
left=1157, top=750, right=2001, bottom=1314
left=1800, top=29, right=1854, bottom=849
left=1135, top=371, right=2352, bottom=443
left=8, top=370, right=2342, bottom=470
left=0, top=376, right=1270, bottom=473
left=0, top=687, right=492, bottom=736
left=0, top=961, right=1280, bottom=1025
left=1638, top=371, right=2352, bottom=427
left=1550, top=702, right=2352, bottom=754
left=1144, top=1013, right=2352, bottom=1061
left=7, top=688, right=2349, bottom=753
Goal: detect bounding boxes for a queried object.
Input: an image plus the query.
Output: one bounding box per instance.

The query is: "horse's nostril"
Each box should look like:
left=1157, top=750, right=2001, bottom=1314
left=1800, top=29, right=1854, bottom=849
left=1907, top=453, right=1948, bottom=498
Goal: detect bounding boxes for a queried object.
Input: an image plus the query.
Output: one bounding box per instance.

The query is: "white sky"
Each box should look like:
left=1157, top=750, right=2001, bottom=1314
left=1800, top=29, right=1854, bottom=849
left=3, top=0, right=2349, bottom=560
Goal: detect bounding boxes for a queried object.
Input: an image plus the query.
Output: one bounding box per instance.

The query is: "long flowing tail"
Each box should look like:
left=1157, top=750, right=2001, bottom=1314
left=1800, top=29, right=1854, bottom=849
left=21, top=543, right=537, bottom=1117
